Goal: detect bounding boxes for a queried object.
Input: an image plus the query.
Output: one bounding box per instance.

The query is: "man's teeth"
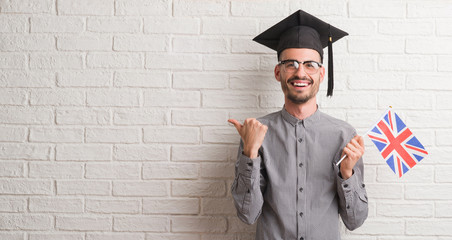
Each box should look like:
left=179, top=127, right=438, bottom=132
left=293, top=82, right=308, bottom=87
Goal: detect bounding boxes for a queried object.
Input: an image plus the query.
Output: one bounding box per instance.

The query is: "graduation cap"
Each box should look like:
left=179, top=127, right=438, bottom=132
left=253, top=10, right=348, bottom=97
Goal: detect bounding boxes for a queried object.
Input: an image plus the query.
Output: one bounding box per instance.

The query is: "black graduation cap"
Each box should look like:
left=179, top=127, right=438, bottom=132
left=253, top=10, right=348, bottom=97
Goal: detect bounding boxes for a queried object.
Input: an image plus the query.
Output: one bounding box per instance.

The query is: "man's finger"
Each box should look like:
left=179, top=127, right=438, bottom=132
left=228, top=119, right=242, bottom=132
left=357, top=135, right=364, bottom=147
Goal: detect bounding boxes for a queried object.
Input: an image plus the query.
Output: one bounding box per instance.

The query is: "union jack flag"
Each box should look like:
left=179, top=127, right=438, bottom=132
left=367, top=109, right=428, bottom=178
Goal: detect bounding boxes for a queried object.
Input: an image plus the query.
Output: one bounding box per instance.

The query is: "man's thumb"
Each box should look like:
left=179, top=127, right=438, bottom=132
left=228, top=119, right=242, bottom=132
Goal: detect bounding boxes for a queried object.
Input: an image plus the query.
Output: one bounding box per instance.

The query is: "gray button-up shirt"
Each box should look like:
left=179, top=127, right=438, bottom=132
left=231, top=107, right=368, bottom=240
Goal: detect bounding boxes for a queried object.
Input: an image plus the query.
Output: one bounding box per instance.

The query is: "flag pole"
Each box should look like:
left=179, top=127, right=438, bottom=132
left=335, top=106, right=393, bottom=166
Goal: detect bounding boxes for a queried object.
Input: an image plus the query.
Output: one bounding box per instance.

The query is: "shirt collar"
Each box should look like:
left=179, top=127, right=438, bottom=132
left=281, top=105, right=321, bottom=128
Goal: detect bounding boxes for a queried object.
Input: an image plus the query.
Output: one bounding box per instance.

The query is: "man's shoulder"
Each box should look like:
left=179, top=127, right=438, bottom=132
left=256, top=110, right=281, bottom=124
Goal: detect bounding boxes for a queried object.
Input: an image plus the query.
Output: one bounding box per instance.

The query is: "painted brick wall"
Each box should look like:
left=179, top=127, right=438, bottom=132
left=0, top=0, right=451, bottom=239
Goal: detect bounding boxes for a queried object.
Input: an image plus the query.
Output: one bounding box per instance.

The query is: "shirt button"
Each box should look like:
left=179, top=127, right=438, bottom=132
left=298, top=163, right=303, bottom=167
left=344, top=184, right=349, bottom=188
left=300, top=238, right=304, bottom=240
left=299, top=187, right=303, bottom=192
left=299, top=212, right=303, bottom=217
left=298, top=138, right=302, bottom=143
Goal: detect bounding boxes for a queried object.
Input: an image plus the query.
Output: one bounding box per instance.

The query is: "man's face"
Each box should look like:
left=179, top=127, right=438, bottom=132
left=274, top=48, right=325, bottom=104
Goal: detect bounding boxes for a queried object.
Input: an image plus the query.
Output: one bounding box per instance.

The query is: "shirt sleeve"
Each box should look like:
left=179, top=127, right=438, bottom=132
left=335, top=155, right=368, bottom=230
left=231, top=140, right=266, bottom=225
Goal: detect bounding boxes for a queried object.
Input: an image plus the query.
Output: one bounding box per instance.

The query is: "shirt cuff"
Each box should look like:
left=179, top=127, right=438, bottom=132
left=237, top=152, right=262, bottom=180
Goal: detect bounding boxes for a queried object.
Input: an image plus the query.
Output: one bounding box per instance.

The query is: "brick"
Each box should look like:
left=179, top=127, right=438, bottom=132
left=330, top=19, right=377, bottom=36
left=231, top=38, right=273, bottom=54
left=172, top=145, right=230, bottom=162
left=365, top=183, right=403, bottom=199
left=378, top=92, right=432, bottom=110
left=334, top=55, right=376, bottom=72
left=146, top=53, right=201, bottom=70
left=174, top=0, right=228, bottom=16
left=293, top=0, right=346, bottom=16
left=438, top=56, right=452, bottom=72
left=29, top=162, right=83, bottom=179
left=201, top=163, right=234, bottom=178
left=376, top=165, right=433, bottom=183
left=57, top=35, right=112, bottom=51
left=86, top=163, right=140, bottom=179
left=172, top=109, right=227, bottom=126
left=203, top=18, right=257, bottom=35
left=0, top=53, right=27, bottom=69
left=87, top=233, right=145, bottom=240
left=171, top=216, right=227, bottom=233
left=437, top=130, right=452, bottom=146
left=31, top=16, right=84, bottom=33
left=86, top=128, right=141, bottom=143
left=0, top=162, right=24, bottom=177
left=29, top=233, right=84, bottom=240
left=0, top=89, right=27, bottom=105
left=229, top=73, right=279, bottom=91
left=436, top=202, right=452, bottom=217
left=56, top=108, right=110, bottom=125
left=0, top=143, right=51, bottom=160
left=0, top=179, right=52, bottom=195
left=57, top=70, right=112, bottom=87
left=0, top=71, right=55, bottom=88
left=58, top=0, right=114, bottom=15
left=143, top=198, right=199, bottom=214
left=203, top=91, right=257, bottom=108
left=56, top=216, right=111, bottom=231
left=349, top=0, right=405, bottom=18
left=86, top=198, right=140, bottom=213
left=407, top=74, right=452, bottom=90
left=144, top=17, right=200, bottom=34
left=0, top=0, right=53, bottom=13
left=407, top=1, right=452, bottom=18
left=144, top=89, right=200, bottom=107
left=0, top=16, right=28, bottom=33
left=143, top=163, right=198, bottom=179
left=146, top=233, right=200, bottom=240
left=115, top=0, right=170, bottom=16
left=172, top=72, right=227, bottom=90
left=30, top=53, right=83, bottom=69
left=227, top=216, right=256, bottom=233
left=87, top=53, right=143, bottom=69
left=406, top=111, right=452, bottom=128
left=174, top=37, right=228, bottom=53
left=87, top=17, right=141, bottom=33
left=144, top=127, right=199, bottom=144
left=379, top=20, right=434, bottom=36
left=348, top=73, right=404, bottom=90
left=114, top=71, right=170, bottom=88
left=202, top=198, right=235, bottom=215
left=114, top=145, right=169, bottom=161
left=0, top=214, right=52, bottom=230
left=0, top=197, right=26, bottom=212
left=379, top=55, right=435, bottom=71
left=231, top=1, right=287, bottom=17
left=29, top=197, right=83, bottom=213
left=114, top=35, right=168, bottom=52
left=203, top=127, right=238, bottom=144
left=30, top=90, right=85, bottom=106
left=319, top=93, right=377, bottom=109
left=406, top=184, right=452, bottom=200
left=349, top=37, right=404, bottom=54
left=114, top=216, right=169, bottom=232
left=113, top=181, right=168, bottom=197
left=259, top=93, right=285, bottom=109
left=406, top=219, right=452, bottom=236
left=201, top=233, right=253, bottom=240
left=377, top=202, right=433, bottom=217
left=350, top=219, right=404, bottom=235
left=114, top=109, right=168, bottom=125
left=437, top=165, right=452, bottom=183
left=0, top=233, right=23, bottom=240
left=172, top=180, right=225, bottom=197
left=203, top=55, right=259, bottom=71
left=0, top=35, right=55, bottom=51
left=407, top=37, right=452, bottom=54
left=57, top=180, right=110, bottom=195
left=438, top=20, right=452, bottom=37
left=87, top=89, right=140, bottom=107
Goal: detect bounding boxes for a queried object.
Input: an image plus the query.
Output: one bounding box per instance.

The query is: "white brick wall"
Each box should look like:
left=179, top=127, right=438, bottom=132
left=0, top=0, right=451, bottom=239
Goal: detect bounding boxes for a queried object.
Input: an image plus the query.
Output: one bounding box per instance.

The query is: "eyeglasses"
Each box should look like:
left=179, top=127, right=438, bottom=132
left=278, top=59, right=323, bottom=74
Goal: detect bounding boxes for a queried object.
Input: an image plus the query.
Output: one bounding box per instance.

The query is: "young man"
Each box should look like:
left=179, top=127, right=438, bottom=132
left=229, top=10, right=368, bottom=240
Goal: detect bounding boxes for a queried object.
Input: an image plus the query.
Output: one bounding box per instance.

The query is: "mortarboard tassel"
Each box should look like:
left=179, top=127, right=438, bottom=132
left=327, top=25, right=334, bottom=97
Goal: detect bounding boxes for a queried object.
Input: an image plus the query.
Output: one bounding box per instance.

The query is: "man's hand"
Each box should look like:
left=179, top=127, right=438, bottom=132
left=340, top=135, right=365, bottom=180
left=228, top=118, right=268, bottom=159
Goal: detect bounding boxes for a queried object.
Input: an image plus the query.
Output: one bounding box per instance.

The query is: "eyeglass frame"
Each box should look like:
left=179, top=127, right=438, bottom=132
left=277, top=59, right=323, bottom=74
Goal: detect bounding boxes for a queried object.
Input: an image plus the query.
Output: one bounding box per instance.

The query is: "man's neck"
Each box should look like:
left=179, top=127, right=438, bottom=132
left=284, top=97, right=318, bottom=120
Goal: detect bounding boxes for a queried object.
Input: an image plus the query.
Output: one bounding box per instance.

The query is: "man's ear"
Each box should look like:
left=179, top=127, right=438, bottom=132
left=274, top=64, right=281, bottom=82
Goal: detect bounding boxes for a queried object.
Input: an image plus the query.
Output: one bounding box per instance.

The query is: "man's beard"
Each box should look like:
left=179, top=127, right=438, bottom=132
left=281, top=75, right=319, bottom=104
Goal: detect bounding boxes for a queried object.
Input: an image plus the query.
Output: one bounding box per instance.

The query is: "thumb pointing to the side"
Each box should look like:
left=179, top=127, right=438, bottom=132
left=228, top=119, right=242, bottom=133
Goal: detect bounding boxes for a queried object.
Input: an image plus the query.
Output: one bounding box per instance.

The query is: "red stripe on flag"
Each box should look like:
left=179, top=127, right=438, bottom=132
left=377, top=121, right=417, bottom=168
left=405, top=144, right=428, bottom=155
left=368, top=134, right=388, bottom=143
left=397, top=156, right=402, bottom=178
left=388, top=111, right=394, bottom=131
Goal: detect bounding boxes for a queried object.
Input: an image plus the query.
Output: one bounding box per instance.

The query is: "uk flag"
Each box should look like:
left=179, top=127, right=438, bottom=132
left=367, top=109, right=428, bottom=178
